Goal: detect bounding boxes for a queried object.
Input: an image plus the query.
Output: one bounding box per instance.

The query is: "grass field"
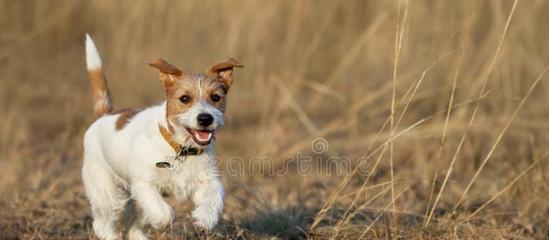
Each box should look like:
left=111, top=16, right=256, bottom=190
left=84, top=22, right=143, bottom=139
left=1, top=0, right=548, bottom=239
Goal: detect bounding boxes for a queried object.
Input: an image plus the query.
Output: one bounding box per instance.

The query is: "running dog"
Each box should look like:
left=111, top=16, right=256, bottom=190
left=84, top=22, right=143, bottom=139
left=81, top=34, right=242, bottom=240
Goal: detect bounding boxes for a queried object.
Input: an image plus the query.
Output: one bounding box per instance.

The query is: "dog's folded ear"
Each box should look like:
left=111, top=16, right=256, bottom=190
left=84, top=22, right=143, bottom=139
left=149, top=59, right=183, bottom=76
left=149, top=59, right=184, bottom=87
left=208, top=58, right=243, bottom=89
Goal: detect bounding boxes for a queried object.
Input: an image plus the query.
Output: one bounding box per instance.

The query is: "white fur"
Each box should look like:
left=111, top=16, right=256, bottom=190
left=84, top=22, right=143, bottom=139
left=82, top=102, right=224, bottom=239
left=85, top=34, right=102, bottom=70
left=196, top=77, right=204, bottom=96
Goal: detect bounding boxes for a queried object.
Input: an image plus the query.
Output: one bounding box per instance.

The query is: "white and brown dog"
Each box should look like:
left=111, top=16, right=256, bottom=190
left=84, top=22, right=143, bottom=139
left=81, top=34, right=242, bottom=240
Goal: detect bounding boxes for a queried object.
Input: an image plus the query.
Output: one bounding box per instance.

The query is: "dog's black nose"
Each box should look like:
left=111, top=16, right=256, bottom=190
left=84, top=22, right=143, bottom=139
left=197, top=113, right=214, bottom=127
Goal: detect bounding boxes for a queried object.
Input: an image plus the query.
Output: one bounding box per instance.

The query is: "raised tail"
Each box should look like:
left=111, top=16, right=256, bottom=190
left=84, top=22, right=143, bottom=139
left=85, top=34, right=113, bottom=118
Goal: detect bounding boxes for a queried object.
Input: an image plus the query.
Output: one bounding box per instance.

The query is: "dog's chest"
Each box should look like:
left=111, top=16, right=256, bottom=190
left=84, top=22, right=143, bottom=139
left=153, top=171, right=192, bottom=200
left=152, top=156, right=211, bottom=199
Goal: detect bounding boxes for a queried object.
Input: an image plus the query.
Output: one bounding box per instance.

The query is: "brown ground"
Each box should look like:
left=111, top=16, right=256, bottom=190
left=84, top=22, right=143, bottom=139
left=1, top=1, right=548, bottom=239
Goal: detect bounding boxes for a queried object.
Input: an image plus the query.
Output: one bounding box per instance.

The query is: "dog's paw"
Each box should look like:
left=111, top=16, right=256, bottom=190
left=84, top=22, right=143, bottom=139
left=191, top=207, right=219, bottom=230
left=146, top=202, right=174, bottom=229
left=128, top=228, right=149, bottom=240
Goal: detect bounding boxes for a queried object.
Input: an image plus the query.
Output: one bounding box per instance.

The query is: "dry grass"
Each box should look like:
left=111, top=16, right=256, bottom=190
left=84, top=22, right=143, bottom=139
left=1, top=0, right=548, bottom=239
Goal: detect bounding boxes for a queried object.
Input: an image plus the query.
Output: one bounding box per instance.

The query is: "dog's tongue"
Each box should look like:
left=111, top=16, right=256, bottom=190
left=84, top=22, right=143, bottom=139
left=193, top=130, right=212, bottom=142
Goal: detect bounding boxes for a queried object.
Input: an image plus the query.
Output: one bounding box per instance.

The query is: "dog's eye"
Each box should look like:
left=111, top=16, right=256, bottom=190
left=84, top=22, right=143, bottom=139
left=211, top=94, right=221, bottom=102
left=179, top=95, right=192, bottom=104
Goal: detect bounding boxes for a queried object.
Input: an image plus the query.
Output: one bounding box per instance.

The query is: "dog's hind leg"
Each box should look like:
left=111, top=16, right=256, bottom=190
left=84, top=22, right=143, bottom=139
left=82, top=151, right=127, bottom=240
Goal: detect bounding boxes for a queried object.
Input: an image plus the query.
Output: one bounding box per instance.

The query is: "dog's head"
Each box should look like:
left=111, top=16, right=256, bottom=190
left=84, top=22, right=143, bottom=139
left=149, top=58, right=243, bottom=148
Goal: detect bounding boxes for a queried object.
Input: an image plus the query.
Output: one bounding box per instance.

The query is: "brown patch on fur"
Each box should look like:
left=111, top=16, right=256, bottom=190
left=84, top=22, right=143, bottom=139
left=149, top=59, right=184, bottom=76
left=208, top=58, right=243, bottom=89
left=89, top=69, right=113, bottom=118
left=149, top=58, right=184, bottom=90
left=148, top=59, right=190, bottom=122
left=164, top=79, right=196, bottom=123
left=205, top=81, right=229, bottom=112
left=113, top=108, right=141, bottom=130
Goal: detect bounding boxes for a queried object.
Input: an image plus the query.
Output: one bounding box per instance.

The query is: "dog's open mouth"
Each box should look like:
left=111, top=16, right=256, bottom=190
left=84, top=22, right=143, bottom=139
left=185, top=128, right=214, bottom=146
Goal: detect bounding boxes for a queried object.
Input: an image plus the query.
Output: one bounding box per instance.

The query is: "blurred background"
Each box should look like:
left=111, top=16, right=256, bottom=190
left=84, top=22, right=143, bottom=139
left=0, top=0, right=548, bottom=239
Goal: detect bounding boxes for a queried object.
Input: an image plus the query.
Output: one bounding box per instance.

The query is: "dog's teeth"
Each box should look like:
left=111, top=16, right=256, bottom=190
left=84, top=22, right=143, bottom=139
left=193, top=131, right=212, bottom=141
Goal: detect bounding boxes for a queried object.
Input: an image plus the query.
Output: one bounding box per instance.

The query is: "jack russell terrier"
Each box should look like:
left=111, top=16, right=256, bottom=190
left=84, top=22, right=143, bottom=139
left=81, top=34, right=242, bottom=240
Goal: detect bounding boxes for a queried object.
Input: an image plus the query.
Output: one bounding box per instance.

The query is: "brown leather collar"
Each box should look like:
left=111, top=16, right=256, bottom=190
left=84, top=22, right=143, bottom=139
left=158, top=125, right=181, bottom=153
left=156, top=125, right=204, bottom=169
left=158, top=125, right=204, bottom=156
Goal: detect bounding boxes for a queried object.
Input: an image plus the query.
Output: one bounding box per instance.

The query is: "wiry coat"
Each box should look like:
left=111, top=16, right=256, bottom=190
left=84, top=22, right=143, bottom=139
left=82, top=34, right=241, bottom=240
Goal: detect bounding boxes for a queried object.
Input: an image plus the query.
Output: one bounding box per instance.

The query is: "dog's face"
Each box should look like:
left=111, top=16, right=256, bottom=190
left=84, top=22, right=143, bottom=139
left=150, top=58, right=243, bottom=147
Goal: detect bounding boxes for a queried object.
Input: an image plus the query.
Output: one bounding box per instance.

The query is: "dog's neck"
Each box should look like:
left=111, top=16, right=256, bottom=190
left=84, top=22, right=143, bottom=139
left=158, top=124, right=204, bottom=156
left=156, top=101, right=207, bottom=156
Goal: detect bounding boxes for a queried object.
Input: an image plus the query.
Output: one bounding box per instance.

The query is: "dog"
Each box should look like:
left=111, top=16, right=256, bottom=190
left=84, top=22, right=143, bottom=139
left=81, top=34, right=242, bottom=240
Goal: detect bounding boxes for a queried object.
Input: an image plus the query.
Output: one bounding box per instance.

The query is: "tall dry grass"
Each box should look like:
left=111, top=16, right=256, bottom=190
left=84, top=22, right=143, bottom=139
left=1, top=0, right=548, bottom=239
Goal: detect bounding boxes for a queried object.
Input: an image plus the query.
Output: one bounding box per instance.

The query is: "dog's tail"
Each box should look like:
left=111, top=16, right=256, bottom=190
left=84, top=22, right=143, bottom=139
left=85, top=34, right=113, bottom=119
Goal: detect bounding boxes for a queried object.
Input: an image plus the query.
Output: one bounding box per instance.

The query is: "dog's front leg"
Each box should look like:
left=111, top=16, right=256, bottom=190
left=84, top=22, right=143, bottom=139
left=191, top=179, right=224, bottom=230
left=131, top=182, right=174, bottom=228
